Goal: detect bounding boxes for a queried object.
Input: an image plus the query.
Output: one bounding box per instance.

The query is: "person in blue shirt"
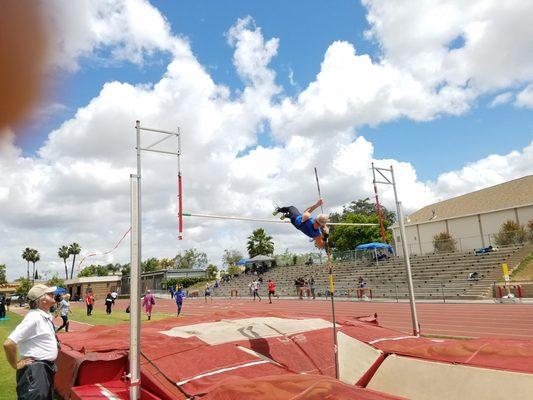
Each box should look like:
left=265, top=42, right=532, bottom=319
left=173, top=286, right=185, bottom=317
left=274, top=199, right=329, bottom=249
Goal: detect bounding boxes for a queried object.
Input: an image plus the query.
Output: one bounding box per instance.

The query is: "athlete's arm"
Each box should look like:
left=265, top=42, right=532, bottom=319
left=302, top=199, right=323, bottom=222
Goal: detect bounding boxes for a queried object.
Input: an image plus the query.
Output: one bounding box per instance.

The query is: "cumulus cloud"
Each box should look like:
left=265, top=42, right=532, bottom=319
left=489, top=92, right=513, bottom=108
left=42, top=0, right=187, bottom=71
left=515, top=85, right=533, bottom=108
left=2, top=1, right=533, bottom=280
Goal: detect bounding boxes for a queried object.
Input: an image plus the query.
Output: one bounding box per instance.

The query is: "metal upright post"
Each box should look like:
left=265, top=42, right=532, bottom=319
left=390, top=166, right=420, bottom=336
left=129, top=121, right=180, bottom=399
left=129, top=174, right=141, bottom=400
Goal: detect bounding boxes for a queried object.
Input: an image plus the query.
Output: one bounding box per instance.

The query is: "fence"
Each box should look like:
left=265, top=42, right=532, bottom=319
left=406, top=230, right=531, bottom=256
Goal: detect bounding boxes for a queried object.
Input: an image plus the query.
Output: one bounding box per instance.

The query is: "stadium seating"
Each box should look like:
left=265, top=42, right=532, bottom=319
left=213, top=244, right=531, bottom=300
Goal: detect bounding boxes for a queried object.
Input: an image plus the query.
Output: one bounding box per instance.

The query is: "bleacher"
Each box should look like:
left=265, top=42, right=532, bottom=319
left=213, top=244, right=530, bottom=300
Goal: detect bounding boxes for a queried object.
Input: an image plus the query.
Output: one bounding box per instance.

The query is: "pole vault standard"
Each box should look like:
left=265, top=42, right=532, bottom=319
left=314, top=167, right=339, bottom=380
left=130, top=121, right=180, bottom=399
left=372, top=165, right=420, bottom=336
left=181, top=212, right=378, bottom=226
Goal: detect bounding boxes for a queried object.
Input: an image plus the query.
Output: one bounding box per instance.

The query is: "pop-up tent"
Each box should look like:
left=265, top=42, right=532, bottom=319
left=235, top=258, right=248, bottom=266
left=356, top=243, right=394, bottom=253
left=356, top=243, right=394, bottom=265
left=54, top=287, right=68, bottom=295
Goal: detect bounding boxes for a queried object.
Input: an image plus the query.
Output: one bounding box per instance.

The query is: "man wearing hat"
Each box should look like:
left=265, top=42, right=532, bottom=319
left=3, top=284, right=59, bottom=399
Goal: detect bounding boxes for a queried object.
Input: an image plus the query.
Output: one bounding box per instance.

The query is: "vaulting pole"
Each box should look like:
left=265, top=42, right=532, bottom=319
left=314, top=167, right=339, bottom=380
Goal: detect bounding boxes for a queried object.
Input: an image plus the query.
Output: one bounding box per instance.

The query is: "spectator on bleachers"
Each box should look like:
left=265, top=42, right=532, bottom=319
left=358, top=277, right=366, bottom=299
left=309, top=276, right=316, bottom=299
left=467, top=272, right=479, bottom=281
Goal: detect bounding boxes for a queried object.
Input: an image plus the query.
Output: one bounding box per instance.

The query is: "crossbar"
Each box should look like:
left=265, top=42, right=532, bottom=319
left=139, top=126, right=179, bottom=136
left=182, top=212, right=377, bottom=226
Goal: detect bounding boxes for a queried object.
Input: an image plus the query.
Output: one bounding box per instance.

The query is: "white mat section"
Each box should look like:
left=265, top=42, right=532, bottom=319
left=159, top=317, right=333, bottom=345
left=337, top=332, right=383, bottom=385
left=367, top=354, right=533, bottom=400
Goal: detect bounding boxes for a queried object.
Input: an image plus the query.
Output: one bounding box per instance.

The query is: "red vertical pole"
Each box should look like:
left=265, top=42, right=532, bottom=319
left=372, top=163, right=388, bottom=243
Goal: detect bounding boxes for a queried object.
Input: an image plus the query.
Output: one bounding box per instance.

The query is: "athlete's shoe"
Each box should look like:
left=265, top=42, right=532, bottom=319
left=280, top=215, right=286, bottom=220
left=273, top=207, right=281, bottom=216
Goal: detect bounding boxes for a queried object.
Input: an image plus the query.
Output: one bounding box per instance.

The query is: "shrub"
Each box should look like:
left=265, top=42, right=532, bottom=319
left=527, top=219, right=533, bottom=242
left=433, top=232, right=457, bottom=253
left=493, top=220, right=526, bottom=246
left=164, top=276, right=207, bottom=289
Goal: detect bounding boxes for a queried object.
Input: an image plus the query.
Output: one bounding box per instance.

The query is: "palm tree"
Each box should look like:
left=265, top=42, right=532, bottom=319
left=58, top=245, right=70, bottom=280
left=22, top=247, right=32, bottom=281
left=246, top=228, right=274, bottom=258
left=29, top=249, right=40, bottom=285
left=68, top=243, right=81, bottom=279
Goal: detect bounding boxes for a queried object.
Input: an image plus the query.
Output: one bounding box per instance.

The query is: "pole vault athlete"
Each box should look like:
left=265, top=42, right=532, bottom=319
left=273, top=199, right=329, bottom=249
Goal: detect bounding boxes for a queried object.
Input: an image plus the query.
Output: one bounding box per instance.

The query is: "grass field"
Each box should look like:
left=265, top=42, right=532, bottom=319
left=0, top=311, right=23, bottom=399
left=511, top=253, right=533, bottom=281
left=64, top=304, right=176, bottom=326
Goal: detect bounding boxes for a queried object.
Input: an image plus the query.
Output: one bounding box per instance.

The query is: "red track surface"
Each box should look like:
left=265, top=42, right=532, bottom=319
left=58, top=297, right=533, bottom=340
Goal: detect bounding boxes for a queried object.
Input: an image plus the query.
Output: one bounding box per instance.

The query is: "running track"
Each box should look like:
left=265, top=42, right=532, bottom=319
left=57, top=298, right=533, bottom=340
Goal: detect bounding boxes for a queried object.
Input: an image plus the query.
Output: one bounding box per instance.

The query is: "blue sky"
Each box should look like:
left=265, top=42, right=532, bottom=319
left=17, top=0, right=531, bottom=181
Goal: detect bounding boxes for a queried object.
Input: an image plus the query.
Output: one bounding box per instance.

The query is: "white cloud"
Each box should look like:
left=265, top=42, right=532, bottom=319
left=515, top=85, right=533, bottom=108
left=489, top=92, right=513, bottom=108
left=42, top=0, right=187, bottom=71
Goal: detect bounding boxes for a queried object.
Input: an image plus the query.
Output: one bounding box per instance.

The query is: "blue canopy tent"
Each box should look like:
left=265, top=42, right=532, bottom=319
left=54, top=287, right=67, bottom=295
left=235, top=258, right=248, bottom=266
left=355, top=243, right=394, bottom=265
left=356, top=243, right=394, bottom=253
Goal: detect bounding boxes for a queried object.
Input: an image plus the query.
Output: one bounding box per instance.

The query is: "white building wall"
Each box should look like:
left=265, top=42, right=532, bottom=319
left=418, top=221, right=447, bottom=254
left=480, top=209, right=517, bottom=240
left=517, top=205, right=533, bottom=226
left=448, top=215, right=482, bottom=251
left=392, top=205, right=532, bottom=256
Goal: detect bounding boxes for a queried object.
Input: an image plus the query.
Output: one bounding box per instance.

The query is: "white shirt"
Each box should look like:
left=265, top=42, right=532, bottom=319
left=59, top=299, right=70, bottom=317
left=8, top=309, right=58, bottom=361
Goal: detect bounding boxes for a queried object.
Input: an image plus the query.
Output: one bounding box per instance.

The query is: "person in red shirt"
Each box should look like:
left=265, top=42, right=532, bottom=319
left=85, top=292, right=95, bottom=316
left=267, top=279, right=278, bottom=304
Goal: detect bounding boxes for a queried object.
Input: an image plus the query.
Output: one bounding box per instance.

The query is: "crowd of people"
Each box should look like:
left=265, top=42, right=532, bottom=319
left=294, top=276, right=316, bottom=299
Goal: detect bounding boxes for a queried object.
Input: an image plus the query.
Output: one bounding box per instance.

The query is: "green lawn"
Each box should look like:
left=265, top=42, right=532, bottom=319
left=66, top=306, right=176, bottom=326
left=0, top=311, right=23, bottom=400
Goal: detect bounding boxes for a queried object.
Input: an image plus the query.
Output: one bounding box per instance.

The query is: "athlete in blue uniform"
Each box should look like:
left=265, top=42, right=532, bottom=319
left=274, top=199, right=329, bottom=249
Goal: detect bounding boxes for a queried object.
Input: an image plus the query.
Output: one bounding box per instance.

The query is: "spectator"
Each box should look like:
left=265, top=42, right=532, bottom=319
left=214, top=279, right=220, bottom=289
left=204, top=283, right=212, bottom=303
left=252, top=280, right=261, bottom=301
left=111, top=290, right=118, bottom=302
left=0, top=294, right=6, bottom=319
left=3, top=284, right=58, bottom=399
left=169, top=285, right=175, bottom=299
left=56, top=294, right=72, bottom=332
left=105, top=292, right=114, bottom=315
left=309, top=277, right=316, bottom=299
left=85, top=292, right=95, bottom=316
left=248, top=281, right=253, bottom=296
left=142, top=290, right=156, bottom=320
left=174, top=286, right=185, bottom=316
left=267, top=279, right=278, bottom=304
left=305, top=257, right=313, bottom=266
left=467, top=272, right=479, bottom=281
left=358, top=277, right=367, bottom=300
left=6, top=295, right=11, bottom=312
